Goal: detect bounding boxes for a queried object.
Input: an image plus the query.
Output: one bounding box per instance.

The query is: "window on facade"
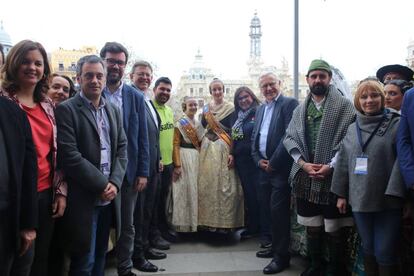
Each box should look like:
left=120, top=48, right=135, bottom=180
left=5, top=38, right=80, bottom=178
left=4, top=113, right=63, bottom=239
left=190, top=88, right=194, bottom=96
left=58, top=63, right=64, bottom=71
left=199, top=88, right=203, bottom=95
left=226, top=88, right=230, bottom=94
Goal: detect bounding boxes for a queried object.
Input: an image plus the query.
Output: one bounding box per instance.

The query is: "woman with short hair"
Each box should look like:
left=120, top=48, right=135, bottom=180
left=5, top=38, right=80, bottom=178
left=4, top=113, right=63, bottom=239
left=331, top=79, right=405, bottom=275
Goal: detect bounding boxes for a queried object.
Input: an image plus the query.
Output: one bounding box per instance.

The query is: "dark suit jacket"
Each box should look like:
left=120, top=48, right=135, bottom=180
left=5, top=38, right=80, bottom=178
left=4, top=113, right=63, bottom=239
left=119, top=84, right=149, bottom=184
left=56, top=93, right=127, bottom=254
left=397, top=88, right=414, bottom=188
left=252, top=95, right=299, bottom=177
left=0, top=97, right=38, bottom=252
left=145, top=100, right=161, bottom=176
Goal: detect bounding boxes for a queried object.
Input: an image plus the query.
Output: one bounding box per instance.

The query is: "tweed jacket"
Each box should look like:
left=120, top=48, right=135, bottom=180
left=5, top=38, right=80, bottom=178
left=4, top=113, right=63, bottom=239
left=331, top=109, right=405, bottom=212
left=283, top=86, right=355, bottom=204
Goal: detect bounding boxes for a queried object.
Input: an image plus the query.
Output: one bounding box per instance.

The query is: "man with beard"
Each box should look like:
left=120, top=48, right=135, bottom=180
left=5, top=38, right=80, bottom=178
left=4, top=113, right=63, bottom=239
left=284, top=59, right=355, bottom=276
left=99, top=42, right=150, bottom=276
left=151, top=77, right=176, bottom=243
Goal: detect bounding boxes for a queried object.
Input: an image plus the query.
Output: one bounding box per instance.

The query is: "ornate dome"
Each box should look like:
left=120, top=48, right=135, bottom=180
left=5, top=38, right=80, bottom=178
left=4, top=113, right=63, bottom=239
left=0, top=21, right=12, bottom=47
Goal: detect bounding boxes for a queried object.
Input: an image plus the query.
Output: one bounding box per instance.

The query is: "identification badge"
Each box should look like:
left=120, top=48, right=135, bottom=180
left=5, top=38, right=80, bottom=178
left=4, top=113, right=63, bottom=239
left=354, top=156, right=368, bottom=175
left=101, top=148, right=108, bottom=162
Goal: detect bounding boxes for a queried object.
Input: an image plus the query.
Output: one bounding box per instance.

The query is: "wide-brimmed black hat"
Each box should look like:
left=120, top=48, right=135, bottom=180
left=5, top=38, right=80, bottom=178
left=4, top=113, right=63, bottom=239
left=376, top=64, right=414, bottom=83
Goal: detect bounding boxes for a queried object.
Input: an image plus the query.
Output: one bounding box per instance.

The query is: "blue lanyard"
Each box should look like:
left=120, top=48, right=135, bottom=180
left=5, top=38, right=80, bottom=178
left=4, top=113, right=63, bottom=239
left=355, top=115, right=385, bottom=154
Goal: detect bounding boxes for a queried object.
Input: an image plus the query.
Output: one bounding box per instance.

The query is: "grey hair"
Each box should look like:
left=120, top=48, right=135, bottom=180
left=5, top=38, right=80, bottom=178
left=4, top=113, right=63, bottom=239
left=130, top=60, right=153, bottom=74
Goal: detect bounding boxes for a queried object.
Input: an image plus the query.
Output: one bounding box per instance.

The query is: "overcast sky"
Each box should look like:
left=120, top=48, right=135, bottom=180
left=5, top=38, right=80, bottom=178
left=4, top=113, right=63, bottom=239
left=2, top=0, right=414, bottom=85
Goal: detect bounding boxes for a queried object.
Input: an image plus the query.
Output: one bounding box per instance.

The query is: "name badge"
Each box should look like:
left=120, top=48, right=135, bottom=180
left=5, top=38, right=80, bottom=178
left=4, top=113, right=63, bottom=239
left=101, top=148, right=108, bottom=161
left=354, top=156, right=368, bottom=175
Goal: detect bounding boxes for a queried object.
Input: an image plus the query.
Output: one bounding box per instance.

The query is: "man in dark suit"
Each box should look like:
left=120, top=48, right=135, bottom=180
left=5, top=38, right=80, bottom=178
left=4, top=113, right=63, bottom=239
left=252, top=72, right=298, bottom=274
left=56, top=55, right=127, bottom=276
left=99, top=42, right=150, bottom=276
left=397, top=87, right=414, bottom=270
left=0, top=97, right=38, bottom=276
left=130, top=60, right=166, bottom=273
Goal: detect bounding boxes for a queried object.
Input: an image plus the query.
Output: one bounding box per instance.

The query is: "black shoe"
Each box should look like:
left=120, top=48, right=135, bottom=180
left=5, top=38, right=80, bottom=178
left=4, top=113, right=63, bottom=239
left=239, top=229, right=257, bottom=240
left=256, top=249, right=273, bottom=258
left=300, top=267, right=323, bottom=276
left=162, top=229, right=178, bottom=242
left=132, top=258, right=158, bottom=273
left=263, top=259, right=290, bottom=274
left=259, top=240, right=272, bottom=249
left=145, top=248, right=167, bottom=260
left=150, top=236, right=171, bottom=250
left=118, top=271, right=137, bottom=276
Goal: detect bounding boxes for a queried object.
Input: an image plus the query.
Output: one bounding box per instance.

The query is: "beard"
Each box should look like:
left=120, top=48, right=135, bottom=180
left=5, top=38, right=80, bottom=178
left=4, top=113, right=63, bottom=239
left=310, top=84, right=328, bottom=96
left=107, top=69, right=122, bottom=85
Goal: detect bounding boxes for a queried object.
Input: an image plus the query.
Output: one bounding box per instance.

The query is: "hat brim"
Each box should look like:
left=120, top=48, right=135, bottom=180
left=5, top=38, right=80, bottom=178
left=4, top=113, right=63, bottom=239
left=376, top=64, right=414, bottom=83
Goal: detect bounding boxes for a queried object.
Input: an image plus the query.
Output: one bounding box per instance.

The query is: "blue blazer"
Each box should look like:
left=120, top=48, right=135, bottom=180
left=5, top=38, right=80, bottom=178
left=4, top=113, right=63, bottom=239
left=121, top=84, right=150, bottom=184
left=251, top=95, right=299, bottom=176
left=397, top=88, right=414, bottom=188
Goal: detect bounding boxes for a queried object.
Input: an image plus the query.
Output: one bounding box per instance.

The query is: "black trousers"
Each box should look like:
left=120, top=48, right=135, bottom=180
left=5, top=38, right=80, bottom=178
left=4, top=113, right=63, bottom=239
left=235, top=155, right=260, bottom=234
left=133, top=172, right=160, bottom=259
left=30, top=188, right=55, bottom=276
left=258, top=171, right=291, bottom=261
left=156, top=163, right=174, bottom=234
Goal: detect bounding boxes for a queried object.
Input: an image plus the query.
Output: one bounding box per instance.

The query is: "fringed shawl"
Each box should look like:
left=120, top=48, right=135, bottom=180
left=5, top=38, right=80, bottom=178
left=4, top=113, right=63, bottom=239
left=284, top=85, right=356, bottom=204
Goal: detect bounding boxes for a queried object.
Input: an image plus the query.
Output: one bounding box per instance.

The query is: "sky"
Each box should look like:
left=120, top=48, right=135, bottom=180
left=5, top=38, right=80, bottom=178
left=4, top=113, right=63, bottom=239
left=2, top=0, right=414, bottom=86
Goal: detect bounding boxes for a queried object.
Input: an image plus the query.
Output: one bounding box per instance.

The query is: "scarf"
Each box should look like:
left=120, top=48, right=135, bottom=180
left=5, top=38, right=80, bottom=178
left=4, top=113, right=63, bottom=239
left=231, top=107, right=255, bottom=140
left=284, top=85, right=356, bottom=204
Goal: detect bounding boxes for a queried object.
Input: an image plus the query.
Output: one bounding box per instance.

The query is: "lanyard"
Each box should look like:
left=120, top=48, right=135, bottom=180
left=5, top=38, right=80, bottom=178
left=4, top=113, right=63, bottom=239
left=355, top=115, right=385, bottom=154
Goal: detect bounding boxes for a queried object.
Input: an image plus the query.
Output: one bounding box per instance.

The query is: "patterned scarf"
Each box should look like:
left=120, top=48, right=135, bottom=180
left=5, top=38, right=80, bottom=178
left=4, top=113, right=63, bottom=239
left=284, top=85, right=356, bottom=205
left=231, top=107, right=255, bottom=140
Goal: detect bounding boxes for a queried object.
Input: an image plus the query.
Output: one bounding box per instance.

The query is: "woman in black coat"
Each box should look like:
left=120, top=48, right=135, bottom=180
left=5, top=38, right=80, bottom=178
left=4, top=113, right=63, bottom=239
left=231, top=86, right=262, bottom=239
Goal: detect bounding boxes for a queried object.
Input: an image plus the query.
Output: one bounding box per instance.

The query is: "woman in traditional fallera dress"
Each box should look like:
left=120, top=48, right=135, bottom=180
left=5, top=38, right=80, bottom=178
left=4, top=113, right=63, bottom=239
left=171, top=97, right=203, bottom=232
left=198, top=78, right=244, bottom=231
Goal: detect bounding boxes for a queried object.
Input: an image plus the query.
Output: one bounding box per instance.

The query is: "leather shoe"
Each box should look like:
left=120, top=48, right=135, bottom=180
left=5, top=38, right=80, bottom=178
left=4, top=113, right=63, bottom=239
left=260, top=240, right=272, bottom=248
left=119, top=272, right=137, bottom=276
left=145, top=248, right=167, bottom=260
left=162, top=229, right=178, bottom=242
left=132, top=258, right=158, bottom=272
left=150, top=236, right=170, bottom=250
left=263, top=259, right=290, bottom=274
left=239, top=229, right=257, bottom=240
left=256, top=249, right=273, bottom=258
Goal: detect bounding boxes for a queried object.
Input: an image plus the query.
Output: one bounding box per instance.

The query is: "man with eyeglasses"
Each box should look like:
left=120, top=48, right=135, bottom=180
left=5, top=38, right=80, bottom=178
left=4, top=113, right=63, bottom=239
left=99, top=42, right=150, bottom=276
left=129, top=61, right=168, bottom=272
left=251, top=72, right=298, bottom=274
left=56, top=55, right=127, bottom=275
left=284, top=59, right=355, bottom=276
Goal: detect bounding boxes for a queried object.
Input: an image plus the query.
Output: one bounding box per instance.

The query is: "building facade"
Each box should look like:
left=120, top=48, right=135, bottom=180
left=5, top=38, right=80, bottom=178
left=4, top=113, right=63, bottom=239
left=174, top=12, right=309, bottom=117
left=49, top=46, right=98, bottom=81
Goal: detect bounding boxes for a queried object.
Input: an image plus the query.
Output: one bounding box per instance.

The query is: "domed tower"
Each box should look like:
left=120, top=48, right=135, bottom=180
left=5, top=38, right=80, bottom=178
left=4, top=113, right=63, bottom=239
left=407, top=40, right=414, bottom=70
left=249, top=11, right=262, bottom=59
left=247, top=12, right=264, bottom=86
left=0, top=21, right=13, bottom=56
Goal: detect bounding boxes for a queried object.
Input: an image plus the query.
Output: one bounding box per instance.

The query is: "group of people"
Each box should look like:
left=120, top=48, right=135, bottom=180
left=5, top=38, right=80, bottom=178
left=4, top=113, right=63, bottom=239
left=1, top=38, right=414, bottom=276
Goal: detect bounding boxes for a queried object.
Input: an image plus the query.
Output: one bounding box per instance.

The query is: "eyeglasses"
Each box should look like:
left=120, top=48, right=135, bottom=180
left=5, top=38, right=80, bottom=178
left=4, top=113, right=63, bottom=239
left=237, top=95, right=251, bottom=101
left=260, top=82, right=277, bottom=90
left=105, top=58, right=126, bottom=67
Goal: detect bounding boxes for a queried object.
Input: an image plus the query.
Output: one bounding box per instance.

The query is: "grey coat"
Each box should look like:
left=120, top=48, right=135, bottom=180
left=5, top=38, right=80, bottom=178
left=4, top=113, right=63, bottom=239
left=331, top=109, right=405, bottom=212
left=56, top=94, right=128, bottom=254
